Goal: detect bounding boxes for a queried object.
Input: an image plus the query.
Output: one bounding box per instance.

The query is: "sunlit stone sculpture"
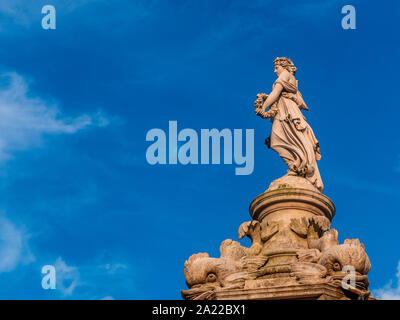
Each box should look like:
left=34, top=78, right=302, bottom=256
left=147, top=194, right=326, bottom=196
left=182, top=57, right=374, bottom=300
left=255, top=57, right=323, bottom=192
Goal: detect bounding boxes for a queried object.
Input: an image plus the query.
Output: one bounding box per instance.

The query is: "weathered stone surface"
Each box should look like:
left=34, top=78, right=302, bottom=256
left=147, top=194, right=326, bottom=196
left=255, top=57, right=323, bottom=192
left=214, top=283, right=352, bottom=300
left=182, top=186, right=372, bottom=300
left=182, top=57, right=374, bottom=300
left=268, top=174, right=320, bottom=193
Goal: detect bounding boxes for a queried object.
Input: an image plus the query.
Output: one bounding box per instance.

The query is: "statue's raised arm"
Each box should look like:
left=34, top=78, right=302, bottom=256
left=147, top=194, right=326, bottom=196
left=254, top=57, right=323, bottom=192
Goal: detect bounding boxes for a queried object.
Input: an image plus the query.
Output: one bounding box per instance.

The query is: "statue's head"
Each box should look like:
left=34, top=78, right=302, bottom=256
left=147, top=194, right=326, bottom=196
left=273, top=57, right=297, bottom=76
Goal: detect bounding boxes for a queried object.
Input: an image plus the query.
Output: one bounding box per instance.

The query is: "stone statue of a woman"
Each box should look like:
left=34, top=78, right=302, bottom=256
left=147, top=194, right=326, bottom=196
left=255, top=57, right=323, bottom=192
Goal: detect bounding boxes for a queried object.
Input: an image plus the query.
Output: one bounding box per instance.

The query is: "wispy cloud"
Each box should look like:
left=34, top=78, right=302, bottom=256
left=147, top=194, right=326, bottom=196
left=0, top=0, right=151, bottom=30
left=326, top=171, right=400, bottom=197
left=372, top=261, right=400, bottom=300
left=54, top=257, right=80, bottom=296
left=0, top=72, right=109, bottom=162
left=53, top=255, right=132, bottom=299
left=0, top=0, right=100, bottom=26
left=0, top=213, right=34, bottom=272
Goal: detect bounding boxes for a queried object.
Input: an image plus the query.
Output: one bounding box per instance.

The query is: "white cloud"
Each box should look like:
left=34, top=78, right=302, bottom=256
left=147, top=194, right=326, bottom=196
left=54, top=257, right=80, bottom=296
left=372, top=261, right=400, bottom=300
left=0, top=213, right=34, bottom=272
left=0, top=72, right=109, bottom=161
left=53, top=256, right=131, bottom=299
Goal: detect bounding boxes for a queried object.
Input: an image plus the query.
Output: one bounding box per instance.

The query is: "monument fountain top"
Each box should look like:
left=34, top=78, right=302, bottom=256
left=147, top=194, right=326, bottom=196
left=182, top=58, right=373, bottom=300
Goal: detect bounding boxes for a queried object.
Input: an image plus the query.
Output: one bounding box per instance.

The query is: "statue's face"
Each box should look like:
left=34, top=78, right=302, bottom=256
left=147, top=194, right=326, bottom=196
left=274, top=65, right=284, bottom=76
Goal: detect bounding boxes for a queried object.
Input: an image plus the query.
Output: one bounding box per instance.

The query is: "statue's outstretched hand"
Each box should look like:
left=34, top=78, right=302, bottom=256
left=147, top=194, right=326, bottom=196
left=255, top=109, right=269, bottom=119
left=255, top=108, right=264, bottom=116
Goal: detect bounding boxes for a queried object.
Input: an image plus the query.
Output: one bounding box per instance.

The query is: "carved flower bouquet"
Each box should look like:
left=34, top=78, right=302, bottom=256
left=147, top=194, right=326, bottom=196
left=254, top=93, right=277, bottom=119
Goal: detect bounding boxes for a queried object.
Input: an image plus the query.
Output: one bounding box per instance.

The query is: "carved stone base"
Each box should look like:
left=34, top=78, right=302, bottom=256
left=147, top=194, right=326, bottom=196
left=215, top=283, right=351, bottom=300
left=182, top=177, right=373, bottom=301
left=249, top=186, right=335, bottom=256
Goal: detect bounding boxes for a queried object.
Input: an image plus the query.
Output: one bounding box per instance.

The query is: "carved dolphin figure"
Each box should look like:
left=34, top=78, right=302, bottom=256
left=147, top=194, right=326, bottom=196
left=182, top=239, right=267, bottom=300
left=318, top=239, right=371, bottom=275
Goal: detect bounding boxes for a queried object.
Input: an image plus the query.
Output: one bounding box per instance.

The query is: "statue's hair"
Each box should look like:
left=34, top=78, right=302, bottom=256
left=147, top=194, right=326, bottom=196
left=273, top=57, right=297, bottom=75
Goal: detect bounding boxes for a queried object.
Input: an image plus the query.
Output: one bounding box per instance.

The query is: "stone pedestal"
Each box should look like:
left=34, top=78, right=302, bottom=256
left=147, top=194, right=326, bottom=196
left=182, top=177, right=373, bottom=300
left=248, top=188, right=335, bottom=270
left=215, top=283, right=350, bottom=300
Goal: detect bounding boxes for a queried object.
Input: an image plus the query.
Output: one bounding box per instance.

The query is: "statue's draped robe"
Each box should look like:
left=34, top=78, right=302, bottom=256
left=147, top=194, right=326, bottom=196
left=269, top=75, right=324, bottom=192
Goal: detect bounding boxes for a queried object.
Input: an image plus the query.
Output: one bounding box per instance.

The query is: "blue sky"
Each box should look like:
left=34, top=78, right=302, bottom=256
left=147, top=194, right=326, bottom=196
left=0, top=0, right=399, bottom=299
